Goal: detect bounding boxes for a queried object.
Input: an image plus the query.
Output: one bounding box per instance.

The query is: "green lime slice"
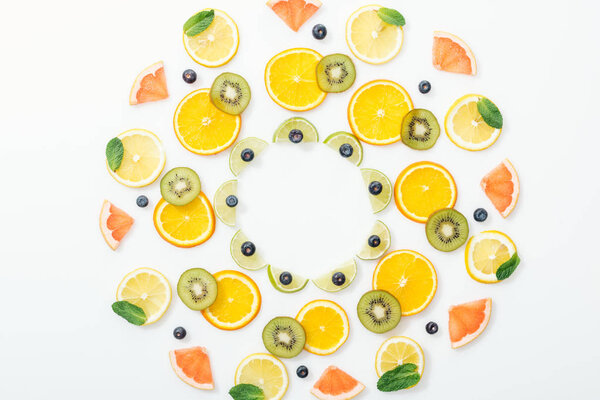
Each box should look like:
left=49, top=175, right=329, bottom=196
left=361, top=168, right=392, bottom=213
left=357, top=220, right=391, bottom=260
left=324, top=131, right=363, bottom=166
left=230, top=230, right=268, bottom=271
left=312, top=259, right=357, bottom=292
left=267, top=265, right=309, bottom=293
left=213, top=179, right=237, bottom=227
left=273, top=117, right=319, bottom=143
left=229, top=137, right=268, bottom=176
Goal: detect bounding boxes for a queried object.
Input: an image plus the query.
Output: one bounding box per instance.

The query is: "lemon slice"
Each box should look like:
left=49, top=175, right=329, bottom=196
left=214, top=180, right=237, bottom=226
left=229, top=137, right=268, bottom=176
left=357, top=220, right=390, bottom=260
left=323, top=131, right=363, bottom=166
left=273, top=117, right=318, bottom=143
left=235, top=353, right=288, bottom=400
left=445, top=94, right=502, bottom=151
left=312, top=259, right=357, bottom=292
left=361, top=168, right=392, bottom=213
left=183, top=9, right=239, bottom=67
left=465, top=230, right=518, bottom=283
left=375, top=336, right=424, bottom=379
left=116, top=268, right=171, bottom=325
left=230, top=230, right=268, bottom=271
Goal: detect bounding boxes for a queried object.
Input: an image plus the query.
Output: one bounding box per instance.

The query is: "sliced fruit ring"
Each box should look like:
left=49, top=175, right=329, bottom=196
left=99, top=200, right=133, bottom=250
left=183, top=9, right=239, bottom=67
left=425, top=208, right=469, bottom=252
left=481, top=159, right=519, bottom=218
left=116, top=267, right=171, bottom=325
left=129, top=61, right=168, bottom=105
left=465, top=230, right=518, bottom=283
left=357, top=220, right=390, bottom=260
left=311, top=366, right=365, bottom=400
left=296, top=299, right=349, bottom=355
left=361, top=168, right=392, bottom=213
left=267, top=265, right=308, bottom=293
left=323, top=131, right=363, bottom=166
left=312, top=259, right=357, bottom=292
left=262, top=317, right=306, bottom=358
left=273, top=117, right=319, bottom=143
left=445, top=94, right=502, bottom=151
left=214, top=179, right=238, bottom=226
left=202, top=270, right=261, bottom=330
left=433, top=31, right=477, bottom=75
left=375, top=336, right=424, bottom=379
left=229, top=137, right=268, bottom=176
left=235, top=353, right=288, bottom=400
left=449, top=298, right=492, bottom=348
left=169, top=346, right=214, bottom=390
left=230, top=230, right=268, bottom=270
left=177, top=268, right=218, bottom=311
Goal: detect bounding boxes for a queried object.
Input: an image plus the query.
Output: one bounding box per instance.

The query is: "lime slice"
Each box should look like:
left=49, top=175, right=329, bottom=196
left=312, top=259, right=357, bottom=292
left=273, top=117, right=319, bottom=143
left=267, top=265, right=309, bottom=293
left=357, top=220, right=391, bottom=260
left=361, top=168, right=392, bottom=213
left=324, top=131, right=363, bottom=166
left=213, top=180, right=238, bottom=227
left=230, top=230, right=268, bottom=270
left=229, top=137, right=268, bottom=176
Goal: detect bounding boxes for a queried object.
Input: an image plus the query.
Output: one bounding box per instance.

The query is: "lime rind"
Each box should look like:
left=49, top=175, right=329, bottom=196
left=229, top=137, right=268, bottom=176
left=357, top=220, right=391, bottom=260
left=312, top=259, right=357, bottom=292
left=361, top=168, right=392, bottom=213
left=214, top=179, right=237, bottom=227
left=273, top=117, right=319, bottom=143
left=267, top=265, right=309, bottom=293
left=324, top=131, right=363, bottom=166
left=230, top=230, right=269, bottom=271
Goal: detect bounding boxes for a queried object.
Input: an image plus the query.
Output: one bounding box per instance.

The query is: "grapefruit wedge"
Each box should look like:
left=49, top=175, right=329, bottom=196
left=311, top=366, right=365, bottom=400
left=481, top=159, right=520, bottom=218
left=433, top=31, right=477, bottom=75
left=169, top=347, right=214, bottom=390
left=99, top=200, right=133, bottom=250
left=449, top=298, right=491, bottom=349
left=266, top=0, right=322, bottom=32
left=129, top=61, right=168, bottom=105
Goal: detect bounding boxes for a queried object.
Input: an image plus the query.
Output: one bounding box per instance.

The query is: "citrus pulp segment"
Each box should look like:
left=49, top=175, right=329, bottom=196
left=311, top=366, right=365, bottom=400
left=480, top=159, right=519, bottom=217
left=129, top=61, right=168, bottom=105
left=449, top=298, right=492, bottom=348
left=169, top=347, right=214, bottom=390
left=99, top=200, right=133, bottom=250
left=266, top=0, right=322, bottom=32
left=433, top=31, right=477, bottom=75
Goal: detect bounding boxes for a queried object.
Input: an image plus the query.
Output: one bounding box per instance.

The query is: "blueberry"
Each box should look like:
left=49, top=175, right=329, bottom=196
left=418, top=80, right=431, bottom=94
left=296, top=365, right=309, bottom=378
left=339, top=143, right=353, bottom=158
left=241, top=241, right=256, bottom=256
left=226, top=195, right=238, bottom=208
left=332, top=272, right=346, bottom=286
left=425, top=321, right=438, bottom=334
left=312, top=24, right=327, bottom=40
left=368, top=235, right=381, bottom=248
left=182, top=69, right=197, bottom=84
left=473, top=208, right=488, bottom=222
left=289, top=129, right=304, bottom=143
left=369, top=181, right=383, bottom=195
left=279, top=272, right=293, bottom=286
left=173, top=326, right=187, bottom=339
left=136, top=195, right=149, bottom=208
left=241, top=148, right=254, bottom=162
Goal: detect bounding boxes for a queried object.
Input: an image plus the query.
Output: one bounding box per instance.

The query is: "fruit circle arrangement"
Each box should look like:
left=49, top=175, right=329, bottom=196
left=102, top=2, right=522, bottom=399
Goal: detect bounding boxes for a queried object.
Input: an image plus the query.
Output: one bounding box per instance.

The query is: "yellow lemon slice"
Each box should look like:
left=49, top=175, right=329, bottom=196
left=183, top=9, right=239, bottom=67
left=375, top=336, right=424, bottom=380
left=116, top=268, right=171, bottom=325
left=296, top=300, right=349, bottom=355
left=445, top=94, right=502, bottom=151
left=465, top=230, right=517, bottom=283
left=235, top=353, right=288, bottom=400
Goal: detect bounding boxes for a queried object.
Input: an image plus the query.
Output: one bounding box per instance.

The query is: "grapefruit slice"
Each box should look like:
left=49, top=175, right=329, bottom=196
left=266, top=0, right=322, bottom=32
left=311, top=366, right=365, bottom=400
left=99, top=200, right=133, bottom=250
left=481, top=159, right=519, bottom=218
left=449, top=298, right=491, bottom=349
left=129, top=61, right=168, bottom=105
left=169, top=347, right=214, bottom=390
left=433, top=31, right=477, bottom=75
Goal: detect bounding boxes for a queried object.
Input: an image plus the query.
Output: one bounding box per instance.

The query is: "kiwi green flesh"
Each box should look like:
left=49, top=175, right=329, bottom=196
left=160, top=167, right=201, bottom=206
left=316, top=54, right=356, bottom=93
left=177, top=268, right=217, bottom=311
left=425, top=208, right=469, bottom=252
left=210, top=72, right=251, bottom=115
left=357, top=290, right=401, bottom=333
left=401, top=109, right=440, bottom=150
left=262, top=317, right=306, bottom=358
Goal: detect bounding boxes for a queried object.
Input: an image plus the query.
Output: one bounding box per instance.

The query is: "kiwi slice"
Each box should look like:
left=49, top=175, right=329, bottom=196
left=357, top=290, right=401, bottom=333
left=209, top=72, right=251, bottom=115
left=262, top=316, right=306, bottom=358
left=229, top=137, right=268, bottom=176
left=177, top=268, right=217, bottom=311
left=425, top=208, right=469, bottom=252
left=160, top=167, right=201, bottom=206
left=316, top=54, right=356, bottom=93
left=401, top=109, right=440, bottom=150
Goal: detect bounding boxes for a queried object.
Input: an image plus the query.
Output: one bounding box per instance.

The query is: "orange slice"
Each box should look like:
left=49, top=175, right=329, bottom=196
left=433, top=31, right=476, bottom=75
left=100, top=200, right=133, bottom=250
left=311, top=366, right=365, bottom=400
left=153, top=193, right=215, bottom=248
left=267, top=0, right=322, bottom=32
left=296, top=300, right=349, bottom=355
left=169, top=347, right=214, bottom=390
left=129, top=61, right=168, bottom=105
left=202, top=270, right=261, bottom=330
left=481, top=159, right=519, bottom=218
left=449, top=298, right=491, bottom=348
left=183, top=9, right=239, bottom=67
left=265, top=48, right=326, bottom=111
left=373, top=250, right=437, bottom=316
left=348, top=80, right=413, bottom=145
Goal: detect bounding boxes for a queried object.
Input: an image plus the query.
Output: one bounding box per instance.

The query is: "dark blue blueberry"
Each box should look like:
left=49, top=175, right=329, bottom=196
left=182, top=69, right=197, bottom=84
left=241, top=148, right=254, bottom=162
left=419, top=80, right=431, bottom=94
left=312, top=24, right=327, bottom=40
left=226, top=195, right=238, bottom=208
left=473, top=208, right=488, bottom=222
left=136, top=195, right=149, bottom=208
left=279, top=272, right=293, bottom=286
left=425, top=321, right=438, bottom=334
left=289, top=129, right=304, bottom=143
left=339, top=143, right=353, bottom=158
left=241, top=241, right=256, bottom=256
left=369, top=181, right=383, bottom=195
left=296, top=365, right=309, bottom=378
left=173, top=326, right=187, bottom=339
left=368, top=235, right=381, bottom=248
left=332, top=272, right=346, bottom=286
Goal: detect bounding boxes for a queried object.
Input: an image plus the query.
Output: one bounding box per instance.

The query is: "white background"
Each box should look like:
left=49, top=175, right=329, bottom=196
left=1, top=0, right=599, bottom=398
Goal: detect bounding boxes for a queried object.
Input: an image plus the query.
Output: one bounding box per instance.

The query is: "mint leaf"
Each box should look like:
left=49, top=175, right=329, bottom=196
left=377, top=363, right=420, bottom=392
left=496, top=252, right=520, bottom=281
left=112, top=301, right=146, bottom=325
left=184, top=10, right=214, bottom=37
left=477, top=97, right=503, bottom=129
left=229, top=384, right=264, bottom=400
left=105, top=137, right=123, bottom=172
left=377, top=7, right=405, bottom=26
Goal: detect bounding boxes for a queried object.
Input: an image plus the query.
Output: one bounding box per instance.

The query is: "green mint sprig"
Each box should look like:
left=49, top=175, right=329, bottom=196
left=184, top=10, right=215, bottom=37
left=496, top=252, right=520, bottom=281
left=229, top=384, right=265, bottom=400
left=377, top=7, right=405, bottom=26
left=105, top=137, right=124, bottom=171
left=377, top=363, right=421, bottom=392
left=112, top=301, right=147, bottom=326
left=477, top=97, right=503, bottom=129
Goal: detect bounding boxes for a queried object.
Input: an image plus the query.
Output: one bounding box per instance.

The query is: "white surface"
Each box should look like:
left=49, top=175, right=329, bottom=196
left=0, top=0, right=599, bottom=398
